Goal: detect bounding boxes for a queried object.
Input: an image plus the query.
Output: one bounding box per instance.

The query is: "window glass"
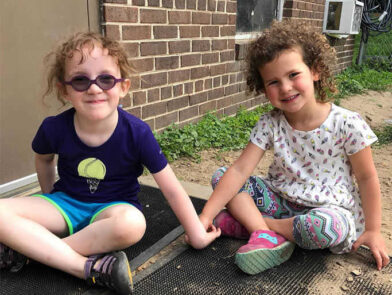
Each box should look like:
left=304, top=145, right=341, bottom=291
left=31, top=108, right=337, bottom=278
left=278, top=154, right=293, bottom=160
left=236, top=0, right=279, bottom=33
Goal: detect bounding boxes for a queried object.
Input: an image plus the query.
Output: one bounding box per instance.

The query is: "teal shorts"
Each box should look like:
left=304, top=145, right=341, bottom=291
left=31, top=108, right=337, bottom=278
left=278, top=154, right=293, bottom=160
left=32, top=192, right=132, bottom=235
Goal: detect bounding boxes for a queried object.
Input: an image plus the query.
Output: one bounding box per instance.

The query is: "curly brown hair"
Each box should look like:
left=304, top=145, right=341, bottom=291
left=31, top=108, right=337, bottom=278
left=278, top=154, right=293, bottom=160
left=246, top=19, right=337, bottom=102
left=43, top=32, right=134, bottom=105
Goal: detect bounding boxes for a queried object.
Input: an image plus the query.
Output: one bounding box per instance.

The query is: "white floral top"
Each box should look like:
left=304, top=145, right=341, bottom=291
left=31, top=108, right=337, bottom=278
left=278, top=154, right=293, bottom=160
left=250, top=104, right=377, bottom=251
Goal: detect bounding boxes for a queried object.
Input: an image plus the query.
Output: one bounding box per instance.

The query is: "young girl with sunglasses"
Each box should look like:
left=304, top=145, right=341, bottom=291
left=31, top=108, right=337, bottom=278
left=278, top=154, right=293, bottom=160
left=0, top=32, right=220, bottom=294
left=199, top=20, right=390, bottom=275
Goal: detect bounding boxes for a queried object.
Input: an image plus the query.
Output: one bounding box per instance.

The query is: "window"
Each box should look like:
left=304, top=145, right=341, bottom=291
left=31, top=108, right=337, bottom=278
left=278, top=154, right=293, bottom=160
left=236, top=0, right=282, bottom=38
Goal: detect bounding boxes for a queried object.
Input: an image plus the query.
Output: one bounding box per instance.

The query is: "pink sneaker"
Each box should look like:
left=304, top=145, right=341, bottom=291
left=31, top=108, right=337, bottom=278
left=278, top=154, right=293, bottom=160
left=213, top=210, right=249, bottom=239
left=235, top=230, right=295, bottom=275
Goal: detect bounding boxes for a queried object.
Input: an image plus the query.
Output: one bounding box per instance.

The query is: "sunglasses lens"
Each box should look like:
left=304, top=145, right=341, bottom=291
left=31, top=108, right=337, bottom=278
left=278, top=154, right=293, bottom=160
left=71, top=76, right=90, bottom=91
left=97, top=75, right=116, bottom=90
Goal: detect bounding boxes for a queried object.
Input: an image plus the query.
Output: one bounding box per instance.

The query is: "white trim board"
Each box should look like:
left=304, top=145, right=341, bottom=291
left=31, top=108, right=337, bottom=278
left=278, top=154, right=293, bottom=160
left=0, top=173, right=38, bottom=195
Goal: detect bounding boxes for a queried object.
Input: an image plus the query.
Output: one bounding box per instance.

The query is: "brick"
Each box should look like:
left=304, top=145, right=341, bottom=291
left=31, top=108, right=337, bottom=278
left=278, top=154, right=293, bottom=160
left=154, top=26, right=178, bottom=39
left=191, top=66, right=210, bottom=79
left=156, top=112, right=178, bottom=129
left=169, top=11, right=191, bottom=24
left=173, top=84, right=183, bottom=97
left=201, top=26, right=219, bottom=37
left=195, top=80, right=203, bottom=92
left=220, top=25, right=235, bottom=37
left=210, top=63, right=226, bottom=76
left=132, top=0, right=145, bottom=5
left=121, top=93, right=132, bottom=107
left=169, top=41, right=191, bottom=54
left=187, top=0, right=197, bottom=9
left=207, top=0, right=216, bottom=11
left=133, top=91, right=146, bottom=105
left=184, top=82, right=193, bottom=94
left=132, top=58, right=154, bottom=72
left=181, top=53, right=201, bottom=67
left=156, top=56, right=180, bottom=70
left=213, top=76, right=220, bottom=87
left=217, top=1, right=225, bottom=11
left=212, top=39, right=227, bottom=50
left=189, top=91, right=208, bottom=105
left=202, top=52, right=219, bottom=64
left=104, top=6, right=138, bottom=23
left=167, top=96, right=189, bottom=111
left=204, top=78, right=212, bottom=89
left=162, top=0, right=173, bottom=8
left=179, top=105, right=198, bottom=121
left=148, top=0, right=160, bottom=6
left=180, top=26, right=201, bottom=38
left=224, top=83, right=239, bottom=96
left=226, top=1, right=236, bottom=13
left=175, top=0, right=186, bottom=9
left=192, top=40, right=210, bottom=52
left=127, top=106, right=141, bottom=118
left=197, top=0, right=207, bottom=10
left=130, top=76, right=141, bottom=90
left=220, top=50, right=234, bottom=62
left=226, top=61, right=239, bottom=73
left=141, top=72, right=168, bottom=88
left=212, top=13, right=227, bottom=24
left=217, top=95, right=232, bottom=109
left=192, top=12, right=211, bottom=24
left=140, top=42, right=166, bottom=56
left=140, top=9, right=167, bottom=23
left=208, top=87, right=224, bottom=100
left=168, top=69, right=191, bottom=83
left=199, top=100, right=216, bottom=114
left=123, top=43, right=139, bottom=58
left=221, top=74, right=228, bottom=85
left=104, top=25, right=120, bottom=40
left=142, top=101, right=167, bottom=118
left=123, top=26, right=151, bottom=40
left=228, top=14, right=236, bottom=25
left=161, top=86, right=172, bottom=99
left=147, top=88, right=159, bottom=102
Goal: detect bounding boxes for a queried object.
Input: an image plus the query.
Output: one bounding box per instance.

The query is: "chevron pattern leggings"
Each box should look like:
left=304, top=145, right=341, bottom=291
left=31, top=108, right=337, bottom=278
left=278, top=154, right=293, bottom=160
left=211, top=167, right=349, bottom=250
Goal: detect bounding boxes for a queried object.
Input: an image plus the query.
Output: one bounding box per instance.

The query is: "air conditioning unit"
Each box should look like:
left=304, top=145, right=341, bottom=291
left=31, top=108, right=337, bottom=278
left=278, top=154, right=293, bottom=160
left=323, top=0, right=364, bottom=35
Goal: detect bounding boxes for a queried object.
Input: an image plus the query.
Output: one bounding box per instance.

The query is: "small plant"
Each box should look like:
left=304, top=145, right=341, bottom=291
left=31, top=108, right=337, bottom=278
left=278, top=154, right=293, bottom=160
left=155, top=104, right=273, bottom=162
left=374, top=125, right=392, bottom=146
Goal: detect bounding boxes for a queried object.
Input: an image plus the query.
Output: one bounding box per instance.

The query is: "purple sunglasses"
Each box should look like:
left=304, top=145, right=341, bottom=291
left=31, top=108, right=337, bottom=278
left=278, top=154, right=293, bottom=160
left=63, top=74, right=125, bottom=92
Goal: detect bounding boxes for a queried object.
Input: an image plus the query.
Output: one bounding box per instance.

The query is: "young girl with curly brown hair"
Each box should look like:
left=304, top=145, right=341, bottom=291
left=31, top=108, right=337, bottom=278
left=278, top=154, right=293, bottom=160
left=199, top=19, right=389, bottom=275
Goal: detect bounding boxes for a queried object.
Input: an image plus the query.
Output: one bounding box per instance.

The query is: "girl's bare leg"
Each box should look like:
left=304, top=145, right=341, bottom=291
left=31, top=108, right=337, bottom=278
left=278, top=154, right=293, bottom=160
left=226, top=192, right=295, bottom=241
left=0, top=198, right=146, bottom=278
left=0, top=197, right=86, bottom=278
left=64, top=204, right=146, bottom=256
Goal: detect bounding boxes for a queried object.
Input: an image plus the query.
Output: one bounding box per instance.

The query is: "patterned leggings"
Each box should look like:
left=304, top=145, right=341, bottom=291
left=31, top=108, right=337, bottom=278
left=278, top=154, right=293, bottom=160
left=212, top=167, right=349, bottom=250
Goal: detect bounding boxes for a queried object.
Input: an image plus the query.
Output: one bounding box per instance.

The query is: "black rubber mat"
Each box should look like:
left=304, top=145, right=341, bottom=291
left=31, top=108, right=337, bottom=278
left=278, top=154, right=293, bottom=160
left=0, top=185, right=205, bottom=295
left=134, top=237, right=392, bottom=295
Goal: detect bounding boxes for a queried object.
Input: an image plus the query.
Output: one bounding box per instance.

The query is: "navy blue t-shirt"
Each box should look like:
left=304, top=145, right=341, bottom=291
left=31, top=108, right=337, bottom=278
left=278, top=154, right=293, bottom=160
left=32, top=107, right=168, bottom=210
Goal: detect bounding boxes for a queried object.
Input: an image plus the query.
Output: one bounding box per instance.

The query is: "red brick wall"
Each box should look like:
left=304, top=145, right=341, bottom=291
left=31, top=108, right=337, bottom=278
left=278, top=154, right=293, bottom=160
left=102, top=0, right=264, bottom=131
left=102, top=0, right=355, bottom=131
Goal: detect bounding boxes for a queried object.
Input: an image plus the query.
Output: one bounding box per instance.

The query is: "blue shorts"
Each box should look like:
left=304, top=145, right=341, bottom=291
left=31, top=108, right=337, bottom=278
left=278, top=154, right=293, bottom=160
left=32, top=192, right=132, bottom=235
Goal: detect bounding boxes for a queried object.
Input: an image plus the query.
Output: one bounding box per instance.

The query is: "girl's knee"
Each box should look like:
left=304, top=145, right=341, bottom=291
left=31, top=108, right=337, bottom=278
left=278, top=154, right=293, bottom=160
left=211, top=166, right=227, bottom=189
left=293, top=209, right=349, bottom=250
left=110, top=209, right=146, bottom=246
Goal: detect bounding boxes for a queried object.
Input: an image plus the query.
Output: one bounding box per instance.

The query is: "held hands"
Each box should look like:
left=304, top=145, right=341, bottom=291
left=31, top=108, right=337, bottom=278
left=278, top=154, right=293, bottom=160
left=352, top=230, right=390, bottom=270
left=184, top=213, right=221, bottom=249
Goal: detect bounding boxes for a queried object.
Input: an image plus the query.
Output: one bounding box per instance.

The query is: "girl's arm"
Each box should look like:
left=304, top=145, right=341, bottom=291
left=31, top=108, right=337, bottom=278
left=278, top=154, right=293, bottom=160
left=200, top=142, right=265, bottom=228
left=152, top=164, right=221, bottom=249
left=35, top=153, right=56, bottom=194
left=349, top=146, right=390, bottom=270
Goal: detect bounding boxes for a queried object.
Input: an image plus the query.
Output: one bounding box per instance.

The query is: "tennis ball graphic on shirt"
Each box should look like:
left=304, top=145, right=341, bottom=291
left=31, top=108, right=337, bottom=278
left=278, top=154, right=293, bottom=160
left=77, top=158, right=106, bottom=194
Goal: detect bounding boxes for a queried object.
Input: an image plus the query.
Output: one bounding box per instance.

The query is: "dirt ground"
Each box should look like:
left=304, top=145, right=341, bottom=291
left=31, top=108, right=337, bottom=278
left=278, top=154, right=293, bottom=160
left=170, top=90, right=392, bottom=254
